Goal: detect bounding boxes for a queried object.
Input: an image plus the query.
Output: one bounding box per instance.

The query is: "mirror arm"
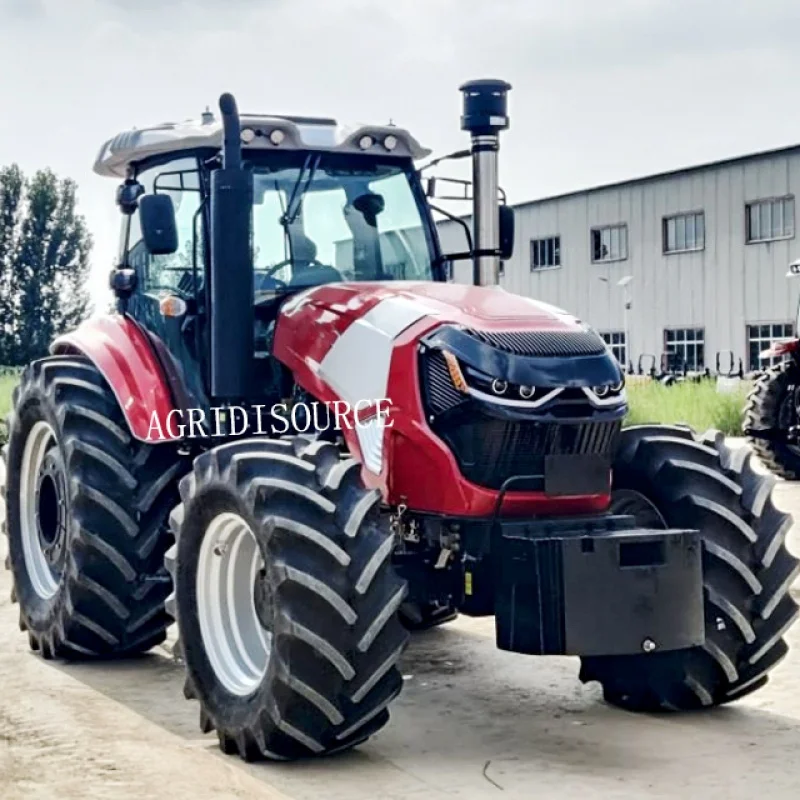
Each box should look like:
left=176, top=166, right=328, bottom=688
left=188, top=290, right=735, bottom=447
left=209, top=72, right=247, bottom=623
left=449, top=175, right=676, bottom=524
left=441, top=249, right=503, bottom=262
left=417, top=149, right=471, bottom=174
left=428, top=203, right=474, bottom=252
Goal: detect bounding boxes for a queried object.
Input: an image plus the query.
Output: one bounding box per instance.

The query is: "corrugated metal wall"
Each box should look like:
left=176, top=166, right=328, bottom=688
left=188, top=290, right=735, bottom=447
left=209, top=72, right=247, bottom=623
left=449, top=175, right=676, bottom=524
left=437, top=149, right=800, bottom=371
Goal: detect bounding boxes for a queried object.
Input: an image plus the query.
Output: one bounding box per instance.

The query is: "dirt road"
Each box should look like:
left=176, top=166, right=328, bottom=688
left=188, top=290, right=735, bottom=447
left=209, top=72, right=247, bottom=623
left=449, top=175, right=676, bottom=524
left=1, top=448, right=800, bottom=800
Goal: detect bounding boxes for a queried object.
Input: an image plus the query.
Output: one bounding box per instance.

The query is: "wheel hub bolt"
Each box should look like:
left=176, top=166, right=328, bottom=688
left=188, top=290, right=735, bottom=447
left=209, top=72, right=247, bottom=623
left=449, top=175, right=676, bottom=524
left=642, top=638, right=657, bottom=653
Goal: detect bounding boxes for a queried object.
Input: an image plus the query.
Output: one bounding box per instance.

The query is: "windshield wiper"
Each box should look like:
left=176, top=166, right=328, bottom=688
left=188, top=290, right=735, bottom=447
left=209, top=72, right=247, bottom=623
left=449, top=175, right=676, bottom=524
left=280, top=154, right=321, bottom=228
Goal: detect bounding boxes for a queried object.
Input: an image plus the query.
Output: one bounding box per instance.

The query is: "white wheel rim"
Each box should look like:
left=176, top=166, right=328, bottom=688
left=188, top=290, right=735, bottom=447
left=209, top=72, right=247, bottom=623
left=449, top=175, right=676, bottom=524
left=19, top=421, right=61, bottom=600
left=197, top=512, right=271, bottom=696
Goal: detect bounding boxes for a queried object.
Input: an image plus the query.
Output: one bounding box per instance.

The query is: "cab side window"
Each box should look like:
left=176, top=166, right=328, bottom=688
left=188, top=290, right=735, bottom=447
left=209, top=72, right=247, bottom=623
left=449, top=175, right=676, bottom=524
left=128, top=158, right=203, bottom=296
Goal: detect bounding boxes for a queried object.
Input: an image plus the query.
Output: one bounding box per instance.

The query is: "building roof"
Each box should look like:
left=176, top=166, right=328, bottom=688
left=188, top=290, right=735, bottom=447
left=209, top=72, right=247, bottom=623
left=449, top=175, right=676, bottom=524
left=512, top=141, right=800, bottom=211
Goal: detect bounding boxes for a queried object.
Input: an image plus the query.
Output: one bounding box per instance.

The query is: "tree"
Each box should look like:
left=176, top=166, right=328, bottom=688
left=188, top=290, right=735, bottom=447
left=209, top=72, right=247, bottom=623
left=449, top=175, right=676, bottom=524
left=0, top=165, right=92, bottom=365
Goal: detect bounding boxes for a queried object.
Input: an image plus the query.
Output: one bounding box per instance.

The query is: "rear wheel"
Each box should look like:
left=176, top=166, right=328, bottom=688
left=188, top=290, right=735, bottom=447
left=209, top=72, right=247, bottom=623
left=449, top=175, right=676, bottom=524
left=2, top=356, right=182, bottom=658
left=744, top=361, right=800, bottom=479
left=580, top=425, right=799, bottom=710
left=166, top=436, right=409, bottom=760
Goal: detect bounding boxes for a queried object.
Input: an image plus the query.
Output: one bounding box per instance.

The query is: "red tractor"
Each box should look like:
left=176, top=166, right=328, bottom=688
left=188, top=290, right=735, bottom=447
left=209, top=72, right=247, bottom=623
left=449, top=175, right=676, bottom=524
left=3, top=81, right=798, bottom=762
left=744, top=258, right=800, bottom=478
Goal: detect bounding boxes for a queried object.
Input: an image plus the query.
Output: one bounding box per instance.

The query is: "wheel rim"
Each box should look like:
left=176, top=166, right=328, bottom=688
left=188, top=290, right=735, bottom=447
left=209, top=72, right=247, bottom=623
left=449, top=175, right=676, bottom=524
left=19, top=421, right=67, bottom=600
left=197, top=512, right=272, bottom=697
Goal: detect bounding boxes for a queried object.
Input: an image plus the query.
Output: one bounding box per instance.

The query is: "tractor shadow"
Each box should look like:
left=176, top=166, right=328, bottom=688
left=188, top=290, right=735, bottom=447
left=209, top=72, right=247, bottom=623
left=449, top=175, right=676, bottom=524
left=49, top=621, right=800, bottom=798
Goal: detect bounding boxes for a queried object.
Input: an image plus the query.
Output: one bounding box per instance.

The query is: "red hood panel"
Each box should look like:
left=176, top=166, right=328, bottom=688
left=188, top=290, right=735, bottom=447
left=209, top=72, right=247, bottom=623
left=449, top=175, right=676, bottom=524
left=286, top=280, right=583, bottom=332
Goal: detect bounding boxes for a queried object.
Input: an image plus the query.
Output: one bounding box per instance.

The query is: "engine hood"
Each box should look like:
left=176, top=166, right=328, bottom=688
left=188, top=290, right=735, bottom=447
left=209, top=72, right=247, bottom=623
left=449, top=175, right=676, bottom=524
left=275, top=279, right=624, bottom=401
left=279, top=280, right=586, bottom=333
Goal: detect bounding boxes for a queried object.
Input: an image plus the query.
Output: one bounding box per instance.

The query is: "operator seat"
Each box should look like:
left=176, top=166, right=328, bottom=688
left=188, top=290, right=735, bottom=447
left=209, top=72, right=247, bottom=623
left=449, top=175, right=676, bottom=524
left=288, top=232, right=342, bottom=288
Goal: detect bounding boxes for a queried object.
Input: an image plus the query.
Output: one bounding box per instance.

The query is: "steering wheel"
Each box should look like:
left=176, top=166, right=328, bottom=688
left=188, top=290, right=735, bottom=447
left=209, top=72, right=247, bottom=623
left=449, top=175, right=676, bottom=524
left=263, top=257, right=324, bottom=279
left=254, top=268, right=289, bottom=293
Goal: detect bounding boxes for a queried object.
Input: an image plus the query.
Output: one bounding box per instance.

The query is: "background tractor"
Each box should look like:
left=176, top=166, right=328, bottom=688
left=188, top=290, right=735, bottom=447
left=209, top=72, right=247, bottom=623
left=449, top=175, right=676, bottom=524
left=744, top=257, right=800, bottom=478
left=3, top=80, right=798, bottom=762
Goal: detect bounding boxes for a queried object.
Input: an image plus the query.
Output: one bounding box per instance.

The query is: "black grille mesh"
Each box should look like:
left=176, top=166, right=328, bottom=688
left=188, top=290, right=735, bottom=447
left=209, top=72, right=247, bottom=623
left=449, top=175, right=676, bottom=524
left=437, top=418, right=621, bottom=490
left=467, top=328, right=606, bottom=357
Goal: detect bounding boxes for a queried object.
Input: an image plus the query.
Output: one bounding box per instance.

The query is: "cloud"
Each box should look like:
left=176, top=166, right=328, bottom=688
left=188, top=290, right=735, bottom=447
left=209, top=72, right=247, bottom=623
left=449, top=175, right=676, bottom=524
left=3, top=0, right=800, bottom=314
left=0, top=0, right=45, bottom=19
left=436, top=0, right=800, bottom=75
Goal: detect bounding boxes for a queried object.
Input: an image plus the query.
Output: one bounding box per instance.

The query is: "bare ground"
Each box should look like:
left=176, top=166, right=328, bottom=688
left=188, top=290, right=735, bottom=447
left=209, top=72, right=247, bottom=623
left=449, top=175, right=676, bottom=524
left=1, top=446, right=799, bottom=800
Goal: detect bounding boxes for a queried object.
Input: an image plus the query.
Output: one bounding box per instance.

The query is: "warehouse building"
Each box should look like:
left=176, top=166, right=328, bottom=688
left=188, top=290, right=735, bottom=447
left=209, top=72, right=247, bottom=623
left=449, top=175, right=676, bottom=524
left=438, top=144, right=800, bottom=374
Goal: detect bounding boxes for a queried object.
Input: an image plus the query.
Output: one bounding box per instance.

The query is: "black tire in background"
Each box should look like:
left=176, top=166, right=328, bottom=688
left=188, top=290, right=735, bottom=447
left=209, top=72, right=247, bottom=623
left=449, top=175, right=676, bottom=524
left=2, top=356, right=183, bottom=658
left=744, top=361, right=800, bottom=479
left=580, top=425, right=799, bottom=710
left=166, top=436, right=409, bottom=761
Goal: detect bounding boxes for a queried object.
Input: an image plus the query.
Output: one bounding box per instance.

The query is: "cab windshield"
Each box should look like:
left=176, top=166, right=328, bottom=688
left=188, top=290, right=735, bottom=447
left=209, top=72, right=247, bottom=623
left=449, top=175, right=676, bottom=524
left=250, top=153, right=437, bottom=295
left=125, top=152, right=438, bottom=302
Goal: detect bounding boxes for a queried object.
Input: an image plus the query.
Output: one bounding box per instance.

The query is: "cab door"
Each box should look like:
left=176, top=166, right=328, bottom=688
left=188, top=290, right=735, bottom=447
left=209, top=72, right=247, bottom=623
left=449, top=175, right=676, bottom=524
left=124, top=156, right=208, bottom=412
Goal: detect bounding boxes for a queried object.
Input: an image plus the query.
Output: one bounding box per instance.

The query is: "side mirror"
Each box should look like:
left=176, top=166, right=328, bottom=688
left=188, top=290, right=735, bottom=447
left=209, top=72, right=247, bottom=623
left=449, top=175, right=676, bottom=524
left=499, top=204, right=515, bottom=261
left=139, top=194, right=178, bottom=256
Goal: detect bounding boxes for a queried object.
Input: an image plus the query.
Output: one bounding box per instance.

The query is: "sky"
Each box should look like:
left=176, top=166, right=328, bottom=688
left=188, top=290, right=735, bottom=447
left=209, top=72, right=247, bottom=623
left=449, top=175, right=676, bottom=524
left=2, top=0, right=800, bottom=311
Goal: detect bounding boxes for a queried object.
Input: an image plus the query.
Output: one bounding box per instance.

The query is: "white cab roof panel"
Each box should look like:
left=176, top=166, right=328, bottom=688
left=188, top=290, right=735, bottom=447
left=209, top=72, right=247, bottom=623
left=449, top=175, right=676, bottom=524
left=94, top=111, right=431, bottom=178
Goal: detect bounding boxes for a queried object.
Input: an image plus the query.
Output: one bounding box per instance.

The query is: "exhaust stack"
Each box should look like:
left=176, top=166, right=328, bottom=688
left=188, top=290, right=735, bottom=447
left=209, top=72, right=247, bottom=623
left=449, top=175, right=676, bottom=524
left=210, top=93, right=254, bottom=399
left=460, top=79, right=511, bottom=286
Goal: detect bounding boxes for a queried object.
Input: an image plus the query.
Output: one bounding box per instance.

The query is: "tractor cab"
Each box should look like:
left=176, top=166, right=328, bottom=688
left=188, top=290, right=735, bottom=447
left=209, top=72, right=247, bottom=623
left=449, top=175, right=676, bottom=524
left=101, top=87, right=516, bottom=414
left=101, top=109, right=449, bottom=410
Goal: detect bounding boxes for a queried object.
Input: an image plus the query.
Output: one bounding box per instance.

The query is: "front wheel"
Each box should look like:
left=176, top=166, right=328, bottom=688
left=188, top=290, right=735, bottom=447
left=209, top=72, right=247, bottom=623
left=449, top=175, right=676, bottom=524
left=580, top=425, right=799, bottom=710
left=166, top=436, right=409, bottom=761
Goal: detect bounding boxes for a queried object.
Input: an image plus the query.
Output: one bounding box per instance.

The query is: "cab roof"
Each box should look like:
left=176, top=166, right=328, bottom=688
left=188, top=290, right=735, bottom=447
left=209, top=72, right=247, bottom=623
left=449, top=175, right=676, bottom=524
left=94, top=110, right=431, bottom=178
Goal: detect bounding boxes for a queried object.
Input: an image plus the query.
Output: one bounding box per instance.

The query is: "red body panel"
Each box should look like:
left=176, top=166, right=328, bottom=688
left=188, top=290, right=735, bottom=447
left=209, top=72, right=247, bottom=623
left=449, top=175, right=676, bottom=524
left=762, top=339, right=800, bottom=358
left=50, top=315, right=179, bottom=443
left=274, top=282, right=612, bottom=518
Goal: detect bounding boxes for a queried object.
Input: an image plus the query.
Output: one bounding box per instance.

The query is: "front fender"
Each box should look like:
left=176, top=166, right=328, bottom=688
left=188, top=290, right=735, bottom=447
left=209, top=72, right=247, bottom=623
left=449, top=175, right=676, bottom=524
left=50, top=314, right=180, bottom=443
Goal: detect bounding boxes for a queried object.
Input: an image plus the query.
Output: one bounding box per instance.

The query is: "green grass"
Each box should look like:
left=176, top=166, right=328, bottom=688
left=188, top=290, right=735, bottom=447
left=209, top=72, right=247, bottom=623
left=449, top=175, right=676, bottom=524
left=625, top=378, right=751, bottom=436
left=0, top=372, right=19, bottom=444
left=0, top=373, right=18, bottom=419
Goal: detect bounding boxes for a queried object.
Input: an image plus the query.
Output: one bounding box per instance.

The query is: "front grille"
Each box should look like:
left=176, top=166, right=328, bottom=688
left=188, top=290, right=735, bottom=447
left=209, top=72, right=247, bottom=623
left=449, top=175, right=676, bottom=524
left=436, top=417, right=621, bottom=490
left=466, top=328, right=607, bottom=357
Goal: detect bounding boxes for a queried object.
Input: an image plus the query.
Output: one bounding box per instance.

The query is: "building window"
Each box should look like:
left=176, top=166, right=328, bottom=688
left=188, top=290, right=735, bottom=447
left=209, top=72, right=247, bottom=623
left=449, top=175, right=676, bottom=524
left=591, top=224, right=628, bottom=263
left=664, top=328, right=704, bottom=371
left=663, top=211, right=705, bottom=253
left=531, top=236, right=561, bottom=270
left=746, top=196, right=795, bottom=243
left=746, top=323, right=794, bottom=371
left=601, top=331, right=627, bottom=368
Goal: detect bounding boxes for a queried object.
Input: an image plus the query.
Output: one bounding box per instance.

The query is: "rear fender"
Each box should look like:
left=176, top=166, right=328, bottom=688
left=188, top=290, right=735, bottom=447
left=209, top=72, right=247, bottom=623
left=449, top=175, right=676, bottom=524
left=50, top=314, right=181, bottom=443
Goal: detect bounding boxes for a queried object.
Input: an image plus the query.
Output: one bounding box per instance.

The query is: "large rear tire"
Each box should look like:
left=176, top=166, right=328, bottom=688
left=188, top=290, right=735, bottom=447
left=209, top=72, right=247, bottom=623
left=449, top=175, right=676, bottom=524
left=166, top=436, right=409, bottom=761
left=580, top=425, right=799, bottom=710
left=2, top=356, right=183, bottom=658
left=744, top=361, right=800, bottom=479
